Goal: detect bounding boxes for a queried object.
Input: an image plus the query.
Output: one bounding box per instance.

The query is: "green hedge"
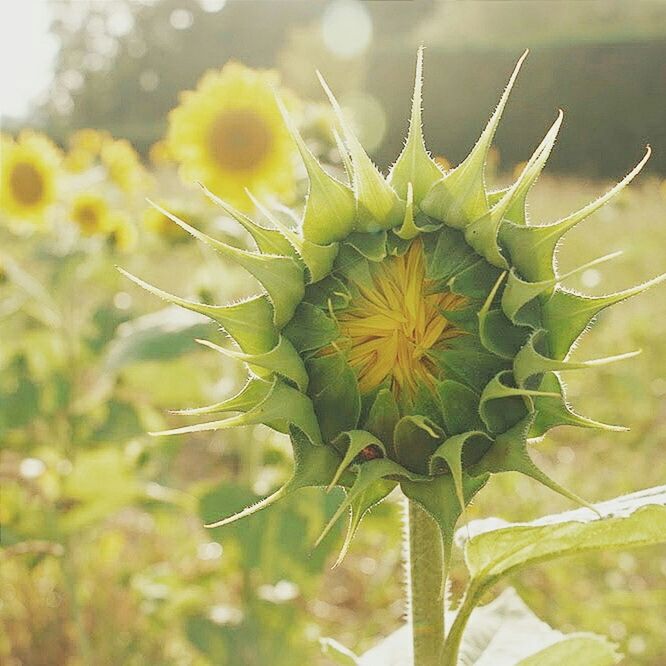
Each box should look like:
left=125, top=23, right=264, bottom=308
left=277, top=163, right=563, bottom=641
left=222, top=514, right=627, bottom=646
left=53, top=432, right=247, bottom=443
left=371, top=42, right=666, bottom=178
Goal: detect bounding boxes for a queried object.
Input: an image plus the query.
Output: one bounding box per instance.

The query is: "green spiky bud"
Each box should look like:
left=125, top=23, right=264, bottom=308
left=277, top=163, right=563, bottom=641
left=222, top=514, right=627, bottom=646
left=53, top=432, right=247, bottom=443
left=123, top=49, right=664, bottom=565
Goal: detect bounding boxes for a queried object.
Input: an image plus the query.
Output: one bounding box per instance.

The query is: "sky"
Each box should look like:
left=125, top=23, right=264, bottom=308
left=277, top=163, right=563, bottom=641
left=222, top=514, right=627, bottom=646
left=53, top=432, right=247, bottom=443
left=0, top=0, right=57, bottom=121
left=0, top=0, right=369, bottom=123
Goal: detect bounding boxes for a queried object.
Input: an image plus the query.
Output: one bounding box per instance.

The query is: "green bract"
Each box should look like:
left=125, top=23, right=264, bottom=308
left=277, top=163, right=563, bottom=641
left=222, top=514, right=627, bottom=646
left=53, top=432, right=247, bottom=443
left=123, top=49, right=663, bottom=564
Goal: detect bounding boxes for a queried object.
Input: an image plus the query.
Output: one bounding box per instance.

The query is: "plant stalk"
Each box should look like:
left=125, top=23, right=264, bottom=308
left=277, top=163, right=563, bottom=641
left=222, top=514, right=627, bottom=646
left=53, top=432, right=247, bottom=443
left=406, top=500, right=445, bottom=666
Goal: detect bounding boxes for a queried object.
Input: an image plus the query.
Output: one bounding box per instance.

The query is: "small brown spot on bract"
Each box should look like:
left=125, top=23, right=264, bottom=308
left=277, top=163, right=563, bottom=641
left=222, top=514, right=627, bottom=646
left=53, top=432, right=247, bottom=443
left=356, top=444, right=384, bottom=462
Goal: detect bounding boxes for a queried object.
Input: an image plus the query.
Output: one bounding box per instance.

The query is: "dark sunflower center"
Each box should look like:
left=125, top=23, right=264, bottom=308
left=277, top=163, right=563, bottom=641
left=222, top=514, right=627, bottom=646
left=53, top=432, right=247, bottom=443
left=74, top=205, right=100, bottom=231
left=10, top=162, right=44, bottom=206
left=208, top=109, right=272, bottom=171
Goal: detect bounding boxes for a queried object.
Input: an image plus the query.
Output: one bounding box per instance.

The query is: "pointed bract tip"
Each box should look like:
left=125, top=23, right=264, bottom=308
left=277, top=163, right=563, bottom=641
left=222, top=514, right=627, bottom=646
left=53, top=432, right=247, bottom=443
left=194, top=338, right=224, bottom=352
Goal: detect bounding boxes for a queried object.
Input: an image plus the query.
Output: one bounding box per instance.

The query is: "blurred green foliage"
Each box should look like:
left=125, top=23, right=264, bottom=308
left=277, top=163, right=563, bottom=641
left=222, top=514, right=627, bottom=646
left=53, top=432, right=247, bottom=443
left=2, top=169, right=665, bottom=665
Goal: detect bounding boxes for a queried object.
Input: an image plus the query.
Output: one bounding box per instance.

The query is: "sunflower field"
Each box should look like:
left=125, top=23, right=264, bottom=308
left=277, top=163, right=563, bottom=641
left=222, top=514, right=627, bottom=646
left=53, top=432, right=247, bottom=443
left=1, top=2, right=665, bottom=666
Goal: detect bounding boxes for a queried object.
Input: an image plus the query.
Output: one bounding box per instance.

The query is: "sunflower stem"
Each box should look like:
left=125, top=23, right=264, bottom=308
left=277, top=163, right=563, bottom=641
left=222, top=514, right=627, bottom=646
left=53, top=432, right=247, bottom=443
left=406, top=499, right=445, bottom=666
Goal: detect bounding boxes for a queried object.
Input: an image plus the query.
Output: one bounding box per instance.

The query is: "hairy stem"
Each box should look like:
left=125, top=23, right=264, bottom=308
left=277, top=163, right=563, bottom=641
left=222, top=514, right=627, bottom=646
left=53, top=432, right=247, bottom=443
left=406, top=500, right=445, bottom=666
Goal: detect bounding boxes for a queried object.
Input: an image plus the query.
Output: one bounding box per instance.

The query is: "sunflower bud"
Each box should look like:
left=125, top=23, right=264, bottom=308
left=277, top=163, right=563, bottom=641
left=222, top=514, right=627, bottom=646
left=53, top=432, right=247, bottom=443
left=124, top=50, right=664, bottom=564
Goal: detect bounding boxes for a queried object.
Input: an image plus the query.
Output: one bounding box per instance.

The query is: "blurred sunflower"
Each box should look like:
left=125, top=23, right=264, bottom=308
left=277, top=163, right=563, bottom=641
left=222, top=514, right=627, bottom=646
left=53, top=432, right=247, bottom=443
left=142, top=203, right=192, bottom=242
left=64, top=128, right=109, bottom=173
left=148, top=139, right=173, bottom=167
left=100, top=138, right=149, bottom=193
left=167, top=62, right=299, bottom=211
left=107, top=211, right=138, bottom=253
left=0, top=130, right=61, bottom=222
left=70, top=193, right=110, bottom=236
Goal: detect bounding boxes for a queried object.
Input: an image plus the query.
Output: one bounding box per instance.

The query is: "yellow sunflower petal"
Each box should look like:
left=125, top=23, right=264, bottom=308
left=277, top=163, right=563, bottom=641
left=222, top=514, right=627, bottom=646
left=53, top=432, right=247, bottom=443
left=166, top=61, right=300, bottom=211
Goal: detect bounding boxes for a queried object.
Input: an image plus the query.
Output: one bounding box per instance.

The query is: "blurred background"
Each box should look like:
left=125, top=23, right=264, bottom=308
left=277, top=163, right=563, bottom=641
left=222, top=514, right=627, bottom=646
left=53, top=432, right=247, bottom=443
left=1, top=1, right=665, bottom=665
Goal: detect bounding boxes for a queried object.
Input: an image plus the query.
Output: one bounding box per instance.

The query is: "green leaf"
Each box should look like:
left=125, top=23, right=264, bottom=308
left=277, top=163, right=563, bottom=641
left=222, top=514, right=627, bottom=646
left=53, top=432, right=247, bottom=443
left=463, top=485, right=666, bottom=581
left=104, top=306, right=214, bottom=371
left=501, top=252, right=622, bottom=326
left=316, top=458, right=415, bottom=551
left=513, top=330, right=639, bottom=388
left=502, top=111, right=563, bottom=226
left=429, top=431, right=492, bottom=513
left=516, top=634, right=621, bottom=666
left=448, top=260, right=502, bottom=300
left=303, top=274, right=351, bottom=311
left=455, top=589, right=619, bottom=666
left=401, top=472, right=488, bottom=567
left=471, top=416, right=596, bottom=511
left=464, top=112, right=565, bottom=270
left=479, top=371, right=555, bottom=434
left=431, top=348, right=508, bottom=394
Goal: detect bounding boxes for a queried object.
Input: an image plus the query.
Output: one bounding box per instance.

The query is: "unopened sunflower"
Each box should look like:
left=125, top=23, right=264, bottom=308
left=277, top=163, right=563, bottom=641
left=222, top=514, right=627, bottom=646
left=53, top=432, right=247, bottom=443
left=167, top=62, right=299, bottom=211
left=124, top=51, right=664, bottom=564
left=1, top=130, right=61, bottom=223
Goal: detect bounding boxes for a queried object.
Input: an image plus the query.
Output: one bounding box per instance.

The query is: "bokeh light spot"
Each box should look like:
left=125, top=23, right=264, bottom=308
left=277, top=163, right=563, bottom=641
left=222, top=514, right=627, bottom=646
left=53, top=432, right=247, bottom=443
left=321, top=0, right=372, bottom=59
left=170, top=9, right=194, bottom=30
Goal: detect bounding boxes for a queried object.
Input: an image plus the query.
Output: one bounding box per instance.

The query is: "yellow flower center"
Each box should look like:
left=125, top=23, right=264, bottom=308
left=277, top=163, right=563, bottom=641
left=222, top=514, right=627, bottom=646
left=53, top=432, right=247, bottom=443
left=10, top=161, right=44, bottom=206
left=338, top=241, right=468, bottom=401
left=208, top=109, right=272, bottom=171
